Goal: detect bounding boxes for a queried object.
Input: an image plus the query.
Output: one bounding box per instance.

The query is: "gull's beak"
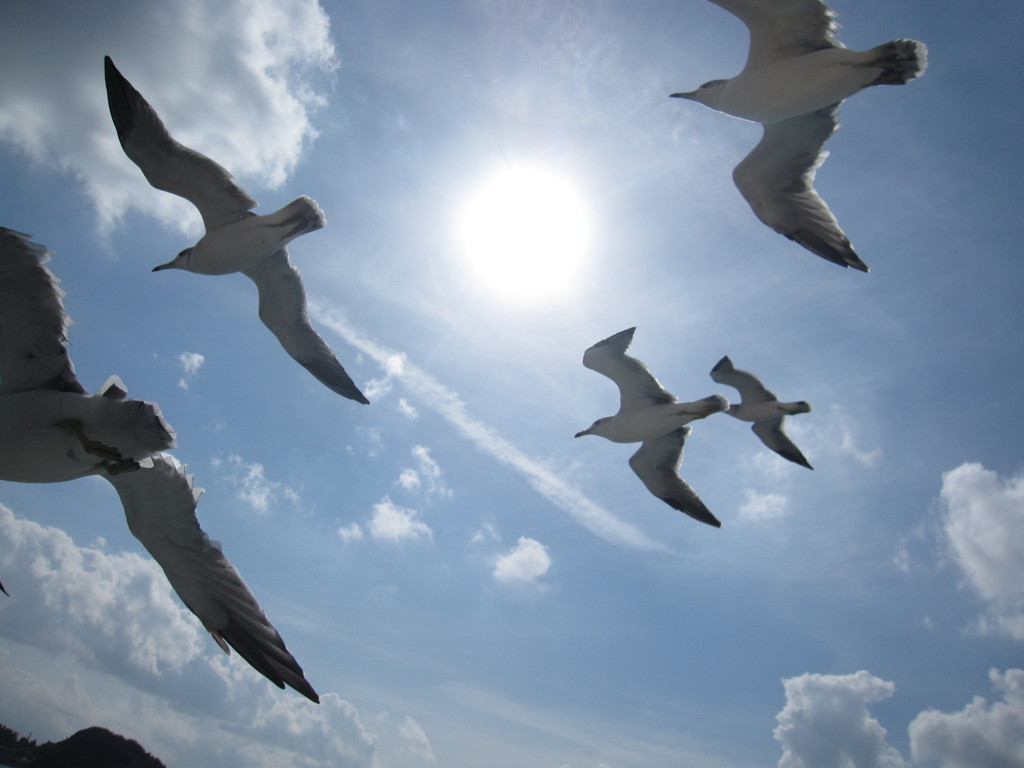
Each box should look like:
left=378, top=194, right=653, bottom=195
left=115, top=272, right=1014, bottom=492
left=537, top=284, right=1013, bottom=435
left=574, top=428, right=590, bottom=438
left=669, top=91, right=696, bottom=100
left=151, top=263, right=171, bottom=272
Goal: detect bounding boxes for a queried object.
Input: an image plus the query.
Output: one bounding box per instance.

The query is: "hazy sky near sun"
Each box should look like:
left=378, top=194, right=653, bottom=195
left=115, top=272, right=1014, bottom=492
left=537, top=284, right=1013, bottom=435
left=2, top=1, right=1024, bottom=766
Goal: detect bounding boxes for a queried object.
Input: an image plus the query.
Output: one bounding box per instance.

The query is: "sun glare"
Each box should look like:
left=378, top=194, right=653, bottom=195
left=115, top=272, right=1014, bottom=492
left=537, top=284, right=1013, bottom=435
left=458, top=165, right=590, bottom=301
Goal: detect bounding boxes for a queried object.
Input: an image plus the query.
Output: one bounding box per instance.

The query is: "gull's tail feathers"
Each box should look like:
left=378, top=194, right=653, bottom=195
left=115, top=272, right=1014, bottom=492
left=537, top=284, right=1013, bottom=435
left=87, top=382, right=176, bottom=458
left=867, top=39, right=928, bottom=86
left=273, top=196, right=326, bottom=243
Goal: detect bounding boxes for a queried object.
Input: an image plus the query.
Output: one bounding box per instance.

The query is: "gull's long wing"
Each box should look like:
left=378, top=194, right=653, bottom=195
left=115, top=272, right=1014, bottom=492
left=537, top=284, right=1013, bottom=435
left=583, top=327, right=675, bottom=413
left=104, top=56, right=257, bottom=232
left=752, top=418, right=813, bottom=469
left=733, top=106, right=868, bottom=271
left=708, top=0, right=841, bottom=71
left=109, top=454, right=319, bottom=702
left=0, top=227, right=84, bottom=395
left=628, top=428, right=721, bottom=528
left=710, top=356, right=777, bottom=404
left=243, top=251, right=369, bottom=404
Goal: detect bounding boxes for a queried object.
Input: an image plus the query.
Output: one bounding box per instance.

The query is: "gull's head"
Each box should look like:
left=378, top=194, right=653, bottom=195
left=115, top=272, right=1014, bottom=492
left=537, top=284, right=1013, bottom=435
left=574, top=416, right=612, bottom=439
left=153, top=248, right=193, bottom=272
left=670, top=79, right=728, bottom=110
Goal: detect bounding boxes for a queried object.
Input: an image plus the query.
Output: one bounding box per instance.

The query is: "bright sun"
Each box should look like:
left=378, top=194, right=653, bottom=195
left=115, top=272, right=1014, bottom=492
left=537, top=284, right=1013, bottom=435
left=458, top=165, right=590, bottom=301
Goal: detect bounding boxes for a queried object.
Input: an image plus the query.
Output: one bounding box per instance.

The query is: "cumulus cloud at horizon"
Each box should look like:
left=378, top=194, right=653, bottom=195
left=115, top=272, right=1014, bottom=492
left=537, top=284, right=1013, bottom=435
left=0, top=500, right=433, bottom=768
left=774, top=667, right=1024, bottom=768
left=775, top=670, right=907, bottom=768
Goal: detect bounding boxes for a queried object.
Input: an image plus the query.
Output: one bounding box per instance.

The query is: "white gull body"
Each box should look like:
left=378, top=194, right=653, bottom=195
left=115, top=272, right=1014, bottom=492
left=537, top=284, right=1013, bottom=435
left=575, top=327, right=729, bottom=527
left=671, top=0, right=928, bottom=271
left=104, top=56, right=367, bottom=404
left=0, top=227, right=319, bottom=702
left=710, top=355, right=812, bottom=469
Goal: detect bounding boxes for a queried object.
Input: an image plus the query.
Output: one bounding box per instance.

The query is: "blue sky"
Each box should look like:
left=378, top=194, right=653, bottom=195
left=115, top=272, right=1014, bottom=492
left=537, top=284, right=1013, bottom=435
left=2, top=0, right=1023, bottom=766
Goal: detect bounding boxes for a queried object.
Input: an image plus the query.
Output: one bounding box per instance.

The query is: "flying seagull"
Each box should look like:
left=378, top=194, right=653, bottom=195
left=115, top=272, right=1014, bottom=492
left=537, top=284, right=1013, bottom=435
left=103, top=56, right=368, bottom=404
left=710, top=355, right=812, bottom=469
left=0, top=227, right=319, bottom=702
left=671, top=0, right=928, bottom=271
left=575, top=327, right=729, bottom=527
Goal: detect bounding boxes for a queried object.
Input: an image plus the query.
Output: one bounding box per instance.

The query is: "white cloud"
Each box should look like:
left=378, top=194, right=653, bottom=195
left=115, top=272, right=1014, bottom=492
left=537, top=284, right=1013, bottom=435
left=774, top=671, right=908, bottom=768
left=493, top=537, right=551, bottom=586
left=794, top=405, right=881, bottom=469
left=909, top=668, right=1024, bottom=768
left=0, top=501, right=431, bottom=768
left=0, top=503, right=206, bottom=680
left=0, top=0, right=337, bottom=237
left=398, top=445, right=451, bottom=500
left=313, top=306, right=663, bottom=552
left=368, top=498, right=432, bottom=543
left=396, top=468, right=421, bottom=490
left=221, top=454, right=301, bottom=514
left=337, top=522, right=364, bottom=543
left=397, top=716, right=437, bottom=764
left=939, top=462, right=1024, bottom=639
left=178, top=351, right=205, bottom=376
left=362, top=376, right=393, bottom=402
left=739, top=490, right=789, bottom=521
left=470, top=522, right=500, bottom=545
left=348, top=426, right=384, bottom=458
left=397, top=398, right=419, bottom=419
left=177, top=351, right=205, bottom=390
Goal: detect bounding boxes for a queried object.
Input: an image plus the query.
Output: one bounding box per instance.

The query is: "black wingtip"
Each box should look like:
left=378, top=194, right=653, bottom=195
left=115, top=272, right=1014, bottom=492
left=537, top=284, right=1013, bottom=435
left=777, top=449, right=813, bottom=470
left=103, top=55, right=121, bottom=84
left=710, top=356, right=732, bottom=374
left=217, top=622, right=321, bottom=703
left=787, top=227, right=870, bottom=273
left=594, top=326, right=636, bottom=349
left=661, top=497, right=722, bottom=528
left=103, top=55, right=136, bottom=147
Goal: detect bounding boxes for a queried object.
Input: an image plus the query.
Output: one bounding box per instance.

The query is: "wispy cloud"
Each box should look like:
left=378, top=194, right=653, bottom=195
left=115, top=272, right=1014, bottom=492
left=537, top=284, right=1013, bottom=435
left=217, top=454, right=301, bottom=514
left=313, top=305, right=664, bottom=552
left=792, top=405, right=881, bottom=469
left=738, top=490, right=789, bottom=521
left=396, top=445, right=451, bottom=500
left=177, top=351, right=205, bottom=390
left=397, top=398, right=419, bottom=419
left=470, top=522, right=501, bottom=546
